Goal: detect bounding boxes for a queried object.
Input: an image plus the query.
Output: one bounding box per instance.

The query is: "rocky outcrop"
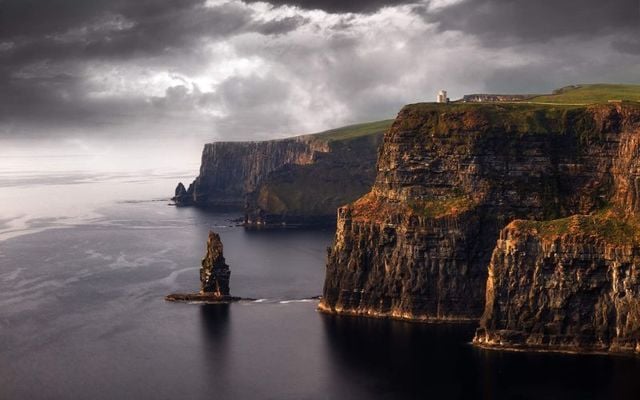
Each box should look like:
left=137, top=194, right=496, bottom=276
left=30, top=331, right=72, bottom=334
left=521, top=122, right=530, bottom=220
left=474, top=214, right=640, bottom=354
left=166, top=230, right=240, bottom=303
left=173, top=182, right=192, bottom=206
left=320, top=102, right=640, bottom=323
left=200, top=231, right=230, bottom=295
left=174, top=137, right=328, bottom=209
left=174, top=121, right=389, bottom=226
left=244, top=132, right=383, bottom=226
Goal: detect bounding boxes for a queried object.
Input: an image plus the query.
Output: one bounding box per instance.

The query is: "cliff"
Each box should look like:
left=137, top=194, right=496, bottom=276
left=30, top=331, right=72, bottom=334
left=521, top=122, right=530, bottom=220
left=174, top=136, right=328, bottom=209
left=320, top=101, right=640, bottom=324
left=174, top=120, right=390, bottom=226
left=473, top=213, right=640, bottom=354
left=245, top=132, right=383, bottom=226
left=473, top=114, right=640, bottom=354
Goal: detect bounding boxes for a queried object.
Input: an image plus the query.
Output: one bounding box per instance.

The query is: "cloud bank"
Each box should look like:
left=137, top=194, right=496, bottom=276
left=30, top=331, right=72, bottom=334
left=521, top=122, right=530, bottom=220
left=0, top=0, right=638, bottom=141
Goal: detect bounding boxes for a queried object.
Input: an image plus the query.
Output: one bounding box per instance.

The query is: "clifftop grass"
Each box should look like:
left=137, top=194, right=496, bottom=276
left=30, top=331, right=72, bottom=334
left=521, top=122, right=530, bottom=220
left=308, top=119, right=393, bottom=142
left=528, top=84, right=640, bottom=105
left=408, top=194, right=475, bottom=219
left=397, top=102, right=608, bottom=138
left=511, top=209, right=640, bottom=246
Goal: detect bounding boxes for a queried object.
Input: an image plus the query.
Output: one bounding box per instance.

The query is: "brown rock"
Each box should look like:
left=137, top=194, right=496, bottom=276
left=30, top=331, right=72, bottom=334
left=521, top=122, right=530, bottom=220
left=200, top=231, right=230, bottom=296
left=320, top=102, right=640, bottom=323
left=173, top=123, right=387, bottom=226
left=474, top=214, right=640, bottom=354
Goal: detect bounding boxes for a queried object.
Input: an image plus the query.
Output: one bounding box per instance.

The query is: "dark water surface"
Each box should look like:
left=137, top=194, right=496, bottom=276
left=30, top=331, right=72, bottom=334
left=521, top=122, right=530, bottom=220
left=2, top=168, right=640, bottom=399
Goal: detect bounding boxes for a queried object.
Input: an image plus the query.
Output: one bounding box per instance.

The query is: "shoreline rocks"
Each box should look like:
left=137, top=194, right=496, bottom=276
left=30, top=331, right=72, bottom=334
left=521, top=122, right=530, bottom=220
left=165, top=293, right=243, bottom=303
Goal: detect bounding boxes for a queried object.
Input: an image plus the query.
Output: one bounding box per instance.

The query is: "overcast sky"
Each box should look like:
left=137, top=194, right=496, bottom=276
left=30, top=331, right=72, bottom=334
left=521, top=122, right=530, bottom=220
left=1, top=0, right=639, bottom=141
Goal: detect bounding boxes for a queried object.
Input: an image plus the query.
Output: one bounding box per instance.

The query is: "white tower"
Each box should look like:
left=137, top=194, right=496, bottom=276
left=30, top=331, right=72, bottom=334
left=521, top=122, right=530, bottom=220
left=437, top=90, right=448, bottom=103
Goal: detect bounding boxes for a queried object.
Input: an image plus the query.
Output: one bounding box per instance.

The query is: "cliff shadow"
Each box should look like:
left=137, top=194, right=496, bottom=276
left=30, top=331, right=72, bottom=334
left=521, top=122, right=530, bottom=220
left=198, top=303, right=232, bottom=369
left=471, top=344, right=640, bottom=400
left=320, top=314, right=478, bottom=399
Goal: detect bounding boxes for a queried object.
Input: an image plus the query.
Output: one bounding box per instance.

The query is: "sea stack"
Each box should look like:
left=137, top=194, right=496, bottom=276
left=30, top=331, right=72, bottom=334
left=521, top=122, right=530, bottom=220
left=166, top=230, right=240, bottom=303
left=172, top=182, right=193, bottom=206
left=200, top=231, right=230, bottom=296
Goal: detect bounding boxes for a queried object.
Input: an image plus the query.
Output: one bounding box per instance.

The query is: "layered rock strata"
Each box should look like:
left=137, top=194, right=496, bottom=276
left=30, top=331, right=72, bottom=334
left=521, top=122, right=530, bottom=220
left=474, top=121, right=640, bottom=354
left=244, top=133, right=383, bottom=226
left=320, top=102, right=640, bottom=323
left=473, top=214, right=640, bottom=354
left=174, top=137, right=328, bottom=209
left=174, top=122, right=388, bottom=226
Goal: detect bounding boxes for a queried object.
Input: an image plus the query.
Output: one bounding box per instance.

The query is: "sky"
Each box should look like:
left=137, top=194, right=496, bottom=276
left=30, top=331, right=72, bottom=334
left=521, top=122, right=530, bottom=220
left=0, top=0, right=639, bottom=143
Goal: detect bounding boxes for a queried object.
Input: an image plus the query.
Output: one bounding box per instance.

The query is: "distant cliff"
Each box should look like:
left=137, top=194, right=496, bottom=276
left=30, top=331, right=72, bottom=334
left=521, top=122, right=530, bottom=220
left=175, top=137, right=327, bottom=208
left=320, top=101, right=640, bottom=334
left=174, top=120, right=390, bottom=226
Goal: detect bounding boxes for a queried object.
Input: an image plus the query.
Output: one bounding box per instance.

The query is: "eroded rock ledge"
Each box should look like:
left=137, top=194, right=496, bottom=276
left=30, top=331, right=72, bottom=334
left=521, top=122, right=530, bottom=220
left=474, top=212, right=640, bottom=355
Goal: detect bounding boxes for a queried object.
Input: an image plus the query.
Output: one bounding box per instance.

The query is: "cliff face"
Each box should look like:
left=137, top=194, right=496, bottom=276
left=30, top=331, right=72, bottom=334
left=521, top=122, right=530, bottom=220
left=244, top=133, right=382, bottom=226
left=176, top=137, right=328, bottom=209
left=174, top=121, right=389, bottom=226
left=474, top=215, right=640, bottom=354
left=474, top=114, right=640, bottom=354
left=320, top=102, right=640, bottom=323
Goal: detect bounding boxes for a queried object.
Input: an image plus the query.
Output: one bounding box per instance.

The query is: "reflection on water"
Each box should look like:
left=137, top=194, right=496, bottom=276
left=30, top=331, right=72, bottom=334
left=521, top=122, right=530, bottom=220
left=199, top=304, right=232, bottom=395
left=200, top=304, right=231, bottom=338
left=322, top=314, right=479, bottom=399
left=321, top=313, right=640, bottom=400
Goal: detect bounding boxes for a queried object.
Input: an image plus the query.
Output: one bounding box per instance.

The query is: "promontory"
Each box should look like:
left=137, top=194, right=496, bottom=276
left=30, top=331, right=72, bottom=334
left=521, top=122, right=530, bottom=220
left=320, top=84, right=640, bottom=354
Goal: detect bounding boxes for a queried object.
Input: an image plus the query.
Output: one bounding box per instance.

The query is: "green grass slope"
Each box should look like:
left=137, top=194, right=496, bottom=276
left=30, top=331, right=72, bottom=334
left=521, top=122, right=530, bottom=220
left=306, top=119, right=394, bottom=142
left=527, top=84, right=640, bottom=105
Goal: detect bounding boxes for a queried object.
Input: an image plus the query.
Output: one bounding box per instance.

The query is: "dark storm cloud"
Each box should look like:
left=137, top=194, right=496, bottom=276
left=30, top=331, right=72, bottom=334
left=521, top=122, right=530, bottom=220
left=614, top=39, right=640, bottom=55
left=0, top=0, right=303, bottom=67
left=253, top=15, right=310, bottom=35
left=243, top=0, right=417, bottom=13
left=0, top=0, right=639, bottom=140
left=0, top=0, right=310, bottom=135
left=427, top=0, right=639, bottom=44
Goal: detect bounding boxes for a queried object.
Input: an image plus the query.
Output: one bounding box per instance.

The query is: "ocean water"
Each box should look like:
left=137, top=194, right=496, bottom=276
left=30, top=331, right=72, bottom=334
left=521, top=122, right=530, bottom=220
left=2, top=152, right=640, bottom=399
